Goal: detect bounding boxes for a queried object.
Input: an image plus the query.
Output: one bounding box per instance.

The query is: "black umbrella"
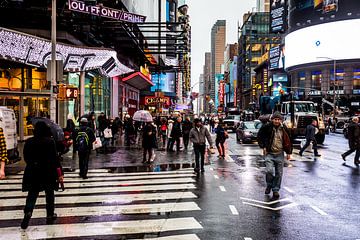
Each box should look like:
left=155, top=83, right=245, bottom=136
left=31, top=117, right=64, bottom=142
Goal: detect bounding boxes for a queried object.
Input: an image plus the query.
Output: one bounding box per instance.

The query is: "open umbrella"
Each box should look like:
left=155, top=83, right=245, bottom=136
left=31, top=117, right=64, bottom=142
left=133, top=110, right=153, bottom=122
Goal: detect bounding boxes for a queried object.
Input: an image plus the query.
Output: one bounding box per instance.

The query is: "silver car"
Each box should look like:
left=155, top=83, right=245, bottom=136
left=236, top=120, right=262, bottom=143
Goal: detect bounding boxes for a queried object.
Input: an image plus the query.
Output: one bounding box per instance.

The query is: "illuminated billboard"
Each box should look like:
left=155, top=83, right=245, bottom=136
left=285, top=19, right=360, bottom=69
left=150, top=73, right=175, bottom=93
left=289, top=0, right=360, bottom=32
left=270, top=0, right=287, bottom=33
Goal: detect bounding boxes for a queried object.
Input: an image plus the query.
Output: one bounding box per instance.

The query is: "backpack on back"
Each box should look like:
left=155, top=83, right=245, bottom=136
left=76, top=131, right=89, bottom=152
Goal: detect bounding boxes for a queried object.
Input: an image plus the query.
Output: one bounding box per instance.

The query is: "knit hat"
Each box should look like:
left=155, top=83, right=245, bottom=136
left=271, top=111, right=283, bottom=120
left=80, top=117, right=88, bottom=123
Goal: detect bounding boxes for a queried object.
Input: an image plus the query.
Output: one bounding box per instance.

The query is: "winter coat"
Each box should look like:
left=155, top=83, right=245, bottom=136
left=171, top=122, right=182, bottom=138
left=142, top=124, right=157, bottom=149
left=167, top=122, right=173, bottom=138
left=305, top=124, right=317, bottom=141
left=347, top=122, right=360, bottom=149
left=189, top=126, right=213, bottom=147
left=22, top=137, right=61, bottom=192
left=182, top=120, right=193, bottom=136
left=215, top=125, right=227, bottom=143
left=257, top=122, right=292, bottom=154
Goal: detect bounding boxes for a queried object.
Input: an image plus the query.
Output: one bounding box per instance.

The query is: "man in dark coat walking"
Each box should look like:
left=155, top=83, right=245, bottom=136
left=170, top=117, right=183, bottom=152
left=182, top=117, right=193, bottom=150
left=142, top=122, right=157, bottom=163
left=258, top=112, right=292, bottom=199
left=341, top=116, right=360, bottom=166
left=73, top=118, right=96, bottom=179
left=21, top=121, right=63, bottom=229
left=299, top=119, right=321, bottom=157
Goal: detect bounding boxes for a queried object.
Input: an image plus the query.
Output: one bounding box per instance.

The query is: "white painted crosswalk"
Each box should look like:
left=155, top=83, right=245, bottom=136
left=0, top=168, right=203, bottom=239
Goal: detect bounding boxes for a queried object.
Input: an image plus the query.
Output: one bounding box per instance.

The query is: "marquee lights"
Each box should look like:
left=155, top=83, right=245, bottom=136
left=0, top=27, right=133, bottom=77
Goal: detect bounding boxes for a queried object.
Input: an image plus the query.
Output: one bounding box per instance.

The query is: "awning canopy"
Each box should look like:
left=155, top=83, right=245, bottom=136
left=122, top=72, right=154, bottom=90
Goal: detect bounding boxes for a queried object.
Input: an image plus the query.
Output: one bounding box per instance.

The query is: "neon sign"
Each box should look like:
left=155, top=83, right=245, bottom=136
left=0, top=27, right=133, bottom=77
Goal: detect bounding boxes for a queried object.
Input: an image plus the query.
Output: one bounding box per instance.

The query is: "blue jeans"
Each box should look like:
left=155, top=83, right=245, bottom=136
left=265, top=153, right=284, bottom=193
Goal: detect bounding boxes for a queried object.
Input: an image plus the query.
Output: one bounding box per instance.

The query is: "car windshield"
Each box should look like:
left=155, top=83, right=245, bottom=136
left=287, top=103, right=315, bottom=113
left=225, top=115, right=240, bottom=120
left=243, top=122, right=262, bottom=129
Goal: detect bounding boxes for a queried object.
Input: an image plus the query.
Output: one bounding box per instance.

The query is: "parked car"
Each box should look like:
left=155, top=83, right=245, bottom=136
left=236, top=120, right=262, bottom=143
left=223, top=115, right=241, bottom=132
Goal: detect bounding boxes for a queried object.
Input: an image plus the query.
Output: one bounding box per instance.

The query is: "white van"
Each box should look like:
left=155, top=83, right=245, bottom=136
left=0, top=107, right=19, bottom=161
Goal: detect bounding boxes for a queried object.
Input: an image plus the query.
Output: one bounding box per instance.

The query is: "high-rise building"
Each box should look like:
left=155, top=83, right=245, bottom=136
left=256, top=0, right=270, bottom=12
left=203, top=52, right=211, bottom=113
left=210, top=20, right=226, bottom=111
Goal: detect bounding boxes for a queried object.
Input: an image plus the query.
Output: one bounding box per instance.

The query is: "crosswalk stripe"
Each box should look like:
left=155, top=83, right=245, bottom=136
left=0, top=173, right=195, bottom=184
left=0, top=202, right=201, bottom=220
left=0, top=191, right=197, bottom=207
left=136, top=234, right=201, bottom=240
left=13, top=169, right=195, bottom=178
left=0, top=217, right=203, bottom=239
left=1, top=184, right=196, bottom=198
left=0, top=177, right=196, bottom=190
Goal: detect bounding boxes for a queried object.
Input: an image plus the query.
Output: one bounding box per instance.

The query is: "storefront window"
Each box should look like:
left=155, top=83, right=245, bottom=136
left=84, top=72, right=111, bottom=116
left=353, top=68, right=360, bottom=94
left=330, top=68, right=344, bottom=90
left=311, top=70, right=322, bottom=90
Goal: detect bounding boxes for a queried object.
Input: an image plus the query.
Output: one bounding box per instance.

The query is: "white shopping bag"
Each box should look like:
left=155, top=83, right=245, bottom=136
left=92, top=137, right=102, bottom=150
left=103, top=128, right=113, bottom=139
left=300, top=139, right=312, bottom=152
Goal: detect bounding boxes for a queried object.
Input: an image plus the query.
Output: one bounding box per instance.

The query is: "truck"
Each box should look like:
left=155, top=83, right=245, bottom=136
left=260, top=96, right=326, bottom=144
left=0, top=107, right=20, bottom=162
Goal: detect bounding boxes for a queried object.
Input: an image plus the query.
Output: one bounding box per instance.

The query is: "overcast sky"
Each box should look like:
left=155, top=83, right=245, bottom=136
left=187, top=0, right=256, bottom=90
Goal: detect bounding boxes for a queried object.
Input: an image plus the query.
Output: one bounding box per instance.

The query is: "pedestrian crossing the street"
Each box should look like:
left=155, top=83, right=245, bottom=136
left=0, top=169, right=202, bottom=239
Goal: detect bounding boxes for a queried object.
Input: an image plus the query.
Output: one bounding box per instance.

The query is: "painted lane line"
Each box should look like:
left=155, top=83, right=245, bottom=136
left=229, top=205, right=239, bottom=215
left=0, top=217, right=203, bottom=239
left=209, top=167, right=214, bottom=171
left=225, top=155, right=234, bottom=162
left=219, top=186, right=226, bottom=192
left=243, top=201, right=298, bottom=211
left=311, top=205, right=328, bottom=216
left=244, top=238, right=253, bottom=240
left=240, top=197, right=292, bottom=205
left=283, top=187, right=295, bottom=193
left=136, top=234, right=200, bottom=240
left=214, top=175, right=219, bottom=179
left=0, top=173, right=196, bottom=184
left=0, top=184, right=197, bottom=198
left=0, top=202, right=201, bottom=220
left=0, top=191, right=197, bottom=207
left=0, top=177, right=197, bottom=190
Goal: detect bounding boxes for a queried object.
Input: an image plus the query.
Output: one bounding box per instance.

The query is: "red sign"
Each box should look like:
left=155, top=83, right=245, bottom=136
left=145, top=96, right=170, bottom=106
left=219, top=81, right=225, bottom=104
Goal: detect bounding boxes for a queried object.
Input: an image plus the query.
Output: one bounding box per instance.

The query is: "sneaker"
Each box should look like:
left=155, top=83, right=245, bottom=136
left=299, top=152, right=303, bottom=157
left=265, top=186, right=271, bottom=195
left=355, top=160, right=360, bottom=167
left=194, top=168, right=200, bottom=174
left=273, top=192, right=280, bottom=199
left=46, top=213, right=57, bottom=224
left=21, top=212, right=32, bottom=229
left=341, top=154, right=346, bottom=161
left=82, top=176, right=88, bottom=179
left=201, top=168, right=205, bottom=173
left=314, top=154, right=321, bottom=157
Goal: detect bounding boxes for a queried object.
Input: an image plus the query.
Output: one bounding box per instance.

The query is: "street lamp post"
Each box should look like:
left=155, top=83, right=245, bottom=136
left=50, top=0, right=57, bottom=121
left=316, top=56, right=337, bottom=117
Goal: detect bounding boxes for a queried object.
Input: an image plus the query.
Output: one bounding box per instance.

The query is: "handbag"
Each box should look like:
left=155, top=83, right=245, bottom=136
left=56, top=167, right=65, bottom=191
left=93, top=137, right=102, bottom=150
left=103, top=128, right=113, bottom=138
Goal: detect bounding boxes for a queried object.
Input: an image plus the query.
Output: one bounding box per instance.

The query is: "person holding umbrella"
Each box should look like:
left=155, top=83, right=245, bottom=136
left=142, top=121, right=157, bottom=163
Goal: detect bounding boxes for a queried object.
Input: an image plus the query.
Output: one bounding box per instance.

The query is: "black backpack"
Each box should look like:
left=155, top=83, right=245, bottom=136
left=76, top=131, right=89, bottom=152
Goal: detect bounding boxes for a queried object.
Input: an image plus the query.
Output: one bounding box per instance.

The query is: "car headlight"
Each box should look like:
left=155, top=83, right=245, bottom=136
left=285, top=121, right=292, bottom=129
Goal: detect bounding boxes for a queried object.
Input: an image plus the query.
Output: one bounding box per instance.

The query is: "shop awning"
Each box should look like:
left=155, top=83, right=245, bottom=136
left=122, top=72, right=154, bottom=90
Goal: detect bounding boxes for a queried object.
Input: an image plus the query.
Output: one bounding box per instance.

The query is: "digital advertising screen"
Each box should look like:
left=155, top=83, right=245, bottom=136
left=285, top=19, right=360, bottom=69
left=150, top=73, right=175, bottom=93
left=289, top=0, right=360, bottom=32
left=270, top=0, right=287, bottom=33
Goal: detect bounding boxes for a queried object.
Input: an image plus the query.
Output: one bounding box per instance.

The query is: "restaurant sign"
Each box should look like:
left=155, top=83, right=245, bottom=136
left=145, top=97, right=170, bottom=106
left=68, top=0, right=146, bottom=23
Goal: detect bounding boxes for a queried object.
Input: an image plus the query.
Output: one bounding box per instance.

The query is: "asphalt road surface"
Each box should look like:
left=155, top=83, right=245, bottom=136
left=0, top=132, right=359, bottom=240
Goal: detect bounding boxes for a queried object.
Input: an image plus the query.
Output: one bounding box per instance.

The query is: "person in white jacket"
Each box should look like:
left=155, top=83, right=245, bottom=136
left=167, top=119, right=174, bottom=151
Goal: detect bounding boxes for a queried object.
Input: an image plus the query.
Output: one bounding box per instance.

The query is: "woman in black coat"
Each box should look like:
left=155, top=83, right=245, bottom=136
left=21, top=121, right=63, bottom=229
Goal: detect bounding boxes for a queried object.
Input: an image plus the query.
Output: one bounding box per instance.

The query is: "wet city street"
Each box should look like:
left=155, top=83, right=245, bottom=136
left=1, top=132, right=360, bottom=240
